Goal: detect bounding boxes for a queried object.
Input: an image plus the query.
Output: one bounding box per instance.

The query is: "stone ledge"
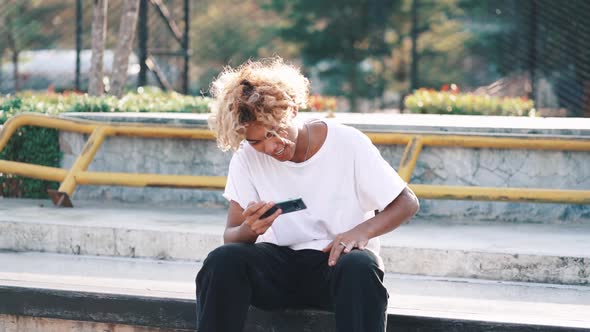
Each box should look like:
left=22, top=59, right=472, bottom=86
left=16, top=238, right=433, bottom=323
left=1, top=199, right=589, bottom=284
left=1, top=251, right=589, bottom=330
left=60, top=112, right=590, bottom=137
left=1, top=286, right=588, bottom=332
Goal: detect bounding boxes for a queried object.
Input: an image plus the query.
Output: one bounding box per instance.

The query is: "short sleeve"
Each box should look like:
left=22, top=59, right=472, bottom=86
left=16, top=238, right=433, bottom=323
left=223, top=150, right=259, bottom=209
left=353, top=130, right=407, bottom=212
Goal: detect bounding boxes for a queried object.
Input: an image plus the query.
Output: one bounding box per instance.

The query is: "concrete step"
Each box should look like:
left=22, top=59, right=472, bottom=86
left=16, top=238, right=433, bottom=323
left=1, top=198, right=589, bottom=284
left=0, top=252, right=589, bottom=331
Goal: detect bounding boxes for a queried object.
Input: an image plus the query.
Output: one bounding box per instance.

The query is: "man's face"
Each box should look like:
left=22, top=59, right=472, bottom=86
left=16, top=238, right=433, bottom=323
left=243, top=122, right=299, bottom=162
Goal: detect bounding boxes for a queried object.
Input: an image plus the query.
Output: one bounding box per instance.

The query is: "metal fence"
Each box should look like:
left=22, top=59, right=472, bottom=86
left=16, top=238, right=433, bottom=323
left=0, top=0, right=589, bottom=116
left=2, top=113, right=589, bottom=207
left=459, top=0, right=590, bottom=117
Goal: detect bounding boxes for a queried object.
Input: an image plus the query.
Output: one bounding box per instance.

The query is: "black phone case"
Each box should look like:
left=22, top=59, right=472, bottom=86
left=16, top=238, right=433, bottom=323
left=260, top=198, right=307, bottom=218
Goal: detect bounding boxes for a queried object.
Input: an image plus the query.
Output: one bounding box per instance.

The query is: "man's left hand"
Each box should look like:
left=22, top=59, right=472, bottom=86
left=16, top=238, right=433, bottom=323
left=322, top=228, right=369, bottom=267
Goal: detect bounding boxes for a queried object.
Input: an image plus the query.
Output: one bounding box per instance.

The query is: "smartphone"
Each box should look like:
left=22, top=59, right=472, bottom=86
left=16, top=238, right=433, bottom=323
left=260, top=198, right=307, bottom=219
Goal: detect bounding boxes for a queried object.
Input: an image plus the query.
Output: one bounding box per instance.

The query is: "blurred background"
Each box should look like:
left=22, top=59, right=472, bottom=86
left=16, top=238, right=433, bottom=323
left=1, top=0, right=589, bottom=116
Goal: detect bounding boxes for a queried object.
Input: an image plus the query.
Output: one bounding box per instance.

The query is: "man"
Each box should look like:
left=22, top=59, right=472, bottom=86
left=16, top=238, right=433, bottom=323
left=196, top=57, right=419, bottom=332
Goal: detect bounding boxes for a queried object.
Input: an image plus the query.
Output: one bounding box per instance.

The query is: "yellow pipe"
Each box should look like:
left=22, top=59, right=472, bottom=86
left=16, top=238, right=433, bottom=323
left=75, top=172, right=227, bottom=189
left=1, top=113, right=97, bottom=137
left=410, top=184, right=590, bottom=204
left=58, top=126, right=107, bottom=196
left=0, top=121, right=20, bottom=152
left=398, top=137, right=423, bottom=182
left=364, top=133, right=411, bottom=146
left=2, top=113, right=590, bottom=206
left=4, top=113, right=590, bottom=150
left=421, top=135, right=590, bottom=151
left=0, top=160, right=68, bottom=182
left=367, top=132, right=590, bottom=151
left=1, top=113, right=215, bottom=141
left=109, top=126, right=215, bottom=140
left=71, top=173, right=590, bottom=204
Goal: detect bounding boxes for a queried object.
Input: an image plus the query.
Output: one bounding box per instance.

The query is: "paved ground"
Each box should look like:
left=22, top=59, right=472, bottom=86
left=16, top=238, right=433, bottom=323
left=1, top=198, right=590, bottom=284
left=2, top=198, right=590, bottom=256
left=1, top=198, right=590, bottom=329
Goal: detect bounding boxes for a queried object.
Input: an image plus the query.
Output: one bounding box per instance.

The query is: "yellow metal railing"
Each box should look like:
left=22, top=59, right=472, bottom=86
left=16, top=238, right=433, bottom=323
left=1, top=113, right=589, bottom=207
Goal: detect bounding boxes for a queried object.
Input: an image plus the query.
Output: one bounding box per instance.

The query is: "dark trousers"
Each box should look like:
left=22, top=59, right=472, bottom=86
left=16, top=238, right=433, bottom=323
left=195, top=242, right=388, bottom=332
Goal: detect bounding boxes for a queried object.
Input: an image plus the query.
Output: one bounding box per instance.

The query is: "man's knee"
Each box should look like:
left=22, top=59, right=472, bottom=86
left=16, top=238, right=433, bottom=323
left=332, top=250, right=387, bottom=307
left=196, top=243, right=253, bottom=283
left=335, top=250, right=383, bottom=282
left=207, top=243, right=252, bottom=264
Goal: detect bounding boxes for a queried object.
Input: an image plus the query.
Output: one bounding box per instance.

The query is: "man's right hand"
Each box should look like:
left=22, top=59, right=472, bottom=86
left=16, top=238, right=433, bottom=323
left=241, top=201, right=282, bottom=235
left=223, top=200, right=282, bottom=244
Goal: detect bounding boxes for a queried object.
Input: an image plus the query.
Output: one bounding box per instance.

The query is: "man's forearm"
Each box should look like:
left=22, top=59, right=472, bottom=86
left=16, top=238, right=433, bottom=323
left=356, top=188, right=420, bottom=239
left=223, top=223, right=259, bottom=244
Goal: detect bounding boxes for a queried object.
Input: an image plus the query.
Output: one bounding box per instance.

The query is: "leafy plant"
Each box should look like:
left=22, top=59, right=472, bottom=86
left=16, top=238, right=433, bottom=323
left=302, top=95, right=338, bottom=112
left=0, top=97, right=61, bottom=198
left=0, top=90, right=212, bottom=198
left=12, top=88, right=212, bottom=114
left=404, top=88, right=535, bottom=116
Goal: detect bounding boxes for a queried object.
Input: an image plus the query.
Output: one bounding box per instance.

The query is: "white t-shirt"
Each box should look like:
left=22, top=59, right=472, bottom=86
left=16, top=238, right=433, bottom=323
left=223, top=120, right=407, bottom=256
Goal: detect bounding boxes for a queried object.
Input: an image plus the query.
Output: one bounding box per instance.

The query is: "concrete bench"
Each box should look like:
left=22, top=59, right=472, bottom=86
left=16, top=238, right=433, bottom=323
left=2, top=199, right=589, bottom=285
left=1, top=199, right=589, bottom=331
left=2, top=286, right=586, bottom=332
left=1, top=252, right=589, bottom=332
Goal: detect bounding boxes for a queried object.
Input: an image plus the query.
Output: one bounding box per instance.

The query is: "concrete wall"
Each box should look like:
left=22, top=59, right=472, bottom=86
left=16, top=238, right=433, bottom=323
left=0, top=315, right=190, bottom=332
left=60, top=112, right=590, bottom=224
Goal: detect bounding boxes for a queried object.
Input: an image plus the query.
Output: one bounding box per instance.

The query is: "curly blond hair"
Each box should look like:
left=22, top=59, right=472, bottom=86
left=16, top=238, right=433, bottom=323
left=208, top=57, right=310, bottom=151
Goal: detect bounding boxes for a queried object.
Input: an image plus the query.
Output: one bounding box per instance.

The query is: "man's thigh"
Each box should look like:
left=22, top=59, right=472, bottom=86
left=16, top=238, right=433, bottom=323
left=226, top=242, right=302, bottom=310
left=291, top=249, right=384, bottom=311
left=289, top=249, right=334, bottom=310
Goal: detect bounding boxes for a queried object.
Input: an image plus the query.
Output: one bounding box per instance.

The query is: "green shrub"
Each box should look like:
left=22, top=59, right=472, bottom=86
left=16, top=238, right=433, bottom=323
left=0, top=89, right=212, bottom=198
left=0, top=97, right=62, bottom=198
left=404, top=89, right=535, bottom=116
left=15, top=87, right=212, bottom=114
left=301, top=95, right=338, bottom=112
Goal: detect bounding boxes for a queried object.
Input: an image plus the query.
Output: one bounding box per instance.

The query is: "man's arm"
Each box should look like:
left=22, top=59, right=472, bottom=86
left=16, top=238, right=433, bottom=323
left=323, top=186, right=420, bottom=265
left=355, top=186, right=420, bottom=240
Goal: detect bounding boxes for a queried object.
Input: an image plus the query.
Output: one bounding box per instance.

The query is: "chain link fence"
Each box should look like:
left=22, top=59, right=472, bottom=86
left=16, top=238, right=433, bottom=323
left=0, top=0, right=589, bottom=116
left=459, top=0, right=590, bottom=117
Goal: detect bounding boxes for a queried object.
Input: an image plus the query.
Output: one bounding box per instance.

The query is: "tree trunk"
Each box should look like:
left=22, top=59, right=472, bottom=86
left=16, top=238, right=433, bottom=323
left=75, top=0, right=83, bottom=91
left=527, top=0, right=537, bottom=104
left=88, top=0, right=108, bottom=96
left=348, top=63, right=358, bottom=112
left=110, top=0, right=140, bottom=97
left=0, top=54, right=3, bottom=92
left=410, top=0, right=419, bottom=92
left=137, top=0, right=148, bottom=88
left=12, top=50, right=19, bottom=92
left=0, top=3, right=4, bottom=91
left=4, top=7, right=18, bottom=93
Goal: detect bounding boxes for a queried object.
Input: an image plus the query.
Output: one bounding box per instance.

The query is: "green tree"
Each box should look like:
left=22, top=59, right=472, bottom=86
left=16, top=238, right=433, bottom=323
left=0, top=0, right=64, bottom=92
left=267, top=0, right=398, bottom=112
left=458, top=0, right=520, bottom=83
left=402, top=0, right=471, bottom=90
left=460, top=0, right=590, bottom=116
left=191, top=0, right=291, bottom=94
